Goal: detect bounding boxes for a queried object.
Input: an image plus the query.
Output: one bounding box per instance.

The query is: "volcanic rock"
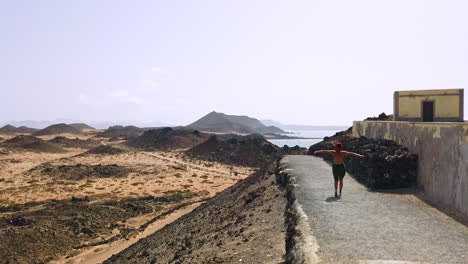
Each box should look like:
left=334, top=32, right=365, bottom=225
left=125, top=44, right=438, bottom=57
left=48, top=136, right=100, bottom=149
left=96, top=126, right=145, bottom=139
left=36, top=164, right=130, bottom=180
left=84, top=145, right=126, bottom=155
left=365, top=112, right=393, bottom=121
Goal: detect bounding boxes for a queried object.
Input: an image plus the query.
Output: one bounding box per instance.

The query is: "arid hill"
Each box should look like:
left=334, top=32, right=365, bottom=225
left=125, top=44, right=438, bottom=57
left=187, top=111, right=286, bottom=134
left=187, top=134, right=281, bottom=167
left=96, top=125, right=146, bottom=139
left=15, top=126, right=38, bottom=134
left=32, top=123, right=82, bottom=136
left=1, top=135, right=66, bottom=153
left=0, top=125, right=38, bottom=134
left=127, top=127, right=210, bottom=150
left=68, top=123, right=96, bottom=132
left=0, top=125, right=17, bottom=134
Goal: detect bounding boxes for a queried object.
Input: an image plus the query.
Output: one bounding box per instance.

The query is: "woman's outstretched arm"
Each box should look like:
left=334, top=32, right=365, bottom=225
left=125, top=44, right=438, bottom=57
left=341, top=151, right=365, bottom=158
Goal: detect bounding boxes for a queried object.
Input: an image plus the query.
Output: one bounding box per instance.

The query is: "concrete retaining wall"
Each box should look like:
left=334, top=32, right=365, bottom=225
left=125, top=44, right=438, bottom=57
left=353, top=121, right=468, bottom=217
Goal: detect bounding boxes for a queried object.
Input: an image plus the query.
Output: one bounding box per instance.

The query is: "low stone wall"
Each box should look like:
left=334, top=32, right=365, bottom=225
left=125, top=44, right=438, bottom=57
left=353, top=121, right=468, bottom=217
left=277, top=157, right=319, bottom=264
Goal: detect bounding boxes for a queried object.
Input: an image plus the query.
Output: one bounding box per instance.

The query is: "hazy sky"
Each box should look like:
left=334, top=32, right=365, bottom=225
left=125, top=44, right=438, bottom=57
left=1, top=0, right=467, bottom=126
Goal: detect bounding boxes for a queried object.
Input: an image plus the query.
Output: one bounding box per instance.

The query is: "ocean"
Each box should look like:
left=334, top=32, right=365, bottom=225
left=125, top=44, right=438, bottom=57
left=267, top=129, right=343, bottom=148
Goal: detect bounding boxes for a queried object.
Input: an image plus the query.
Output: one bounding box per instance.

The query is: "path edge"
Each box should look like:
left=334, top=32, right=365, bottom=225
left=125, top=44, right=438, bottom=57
left=277, top=156, right=320, bottom=264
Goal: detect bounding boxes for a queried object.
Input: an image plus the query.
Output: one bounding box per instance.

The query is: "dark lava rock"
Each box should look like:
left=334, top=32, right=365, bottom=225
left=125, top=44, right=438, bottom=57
left=96, top=126, right=146, bottom=139
left=281, top=145, right=306, bottom=155
left=308, top=128, right=417, bottom=190
left=36, top=164, right=130, bottom=180
left=48, top=136, right=100, bottom=149
left=83, top=145, right=126, bottom=155
left=365, top=112, right=393, bottom=121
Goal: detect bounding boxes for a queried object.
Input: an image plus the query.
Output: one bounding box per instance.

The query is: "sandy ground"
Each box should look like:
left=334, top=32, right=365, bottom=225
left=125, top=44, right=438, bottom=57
left=0, top=145, right=253, bottom=207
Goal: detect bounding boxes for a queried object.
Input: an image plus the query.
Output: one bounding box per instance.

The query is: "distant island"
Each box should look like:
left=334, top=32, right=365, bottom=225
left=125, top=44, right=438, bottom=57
left=260, top=119, right=348, bottom=131
left=186, top=111, right=289, bottom=135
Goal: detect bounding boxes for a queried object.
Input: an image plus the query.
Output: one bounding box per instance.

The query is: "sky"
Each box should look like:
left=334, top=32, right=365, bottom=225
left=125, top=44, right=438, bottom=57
left=1, top=0, right=467, bottom=126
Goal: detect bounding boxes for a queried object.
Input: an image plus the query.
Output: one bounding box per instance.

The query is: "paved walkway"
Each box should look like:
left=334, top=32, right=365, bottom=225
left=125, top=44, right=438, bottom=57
left=282, top=155, right=468, bottom=264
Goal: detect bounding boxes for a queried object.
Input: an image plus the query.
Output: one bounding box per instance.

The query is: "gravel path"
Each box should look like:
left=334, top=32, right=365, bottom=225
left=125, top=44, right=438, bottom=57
left=283, top=155, right=468, bottom=264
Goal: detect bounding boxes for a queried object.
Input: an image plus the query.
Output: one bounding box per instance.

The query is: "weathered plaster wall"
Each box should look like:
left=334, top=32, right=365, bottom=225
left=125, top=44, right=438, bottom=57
left=394, top=89, right=463, bottom=122
left=353, top=121, right=468, bottom=217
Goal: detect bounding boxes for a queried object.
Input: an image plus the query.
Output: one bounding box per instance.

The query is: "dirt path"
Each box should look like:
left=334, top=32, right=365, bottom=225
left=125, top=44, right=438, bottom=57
left=52, top=202, right=203, bottom=264
left=282, top=155, right=468, bottom=264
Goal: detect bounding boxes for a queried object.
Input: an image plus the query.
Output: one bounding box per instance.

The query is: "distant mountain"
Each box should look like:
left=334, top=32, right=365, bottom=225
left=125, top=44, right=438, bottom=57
left=260, top=119, right=348, bottom=131
left=32, top=123, right=83, bottom=136
left=68, top=123, right=96, bottom=131
left=0, top=125, right=17, bottom=134
left=0, top=120, right=171, bottom=129
left=0, top=125, right=38, bottom=134
left=187, top=111, right=286, bottom=134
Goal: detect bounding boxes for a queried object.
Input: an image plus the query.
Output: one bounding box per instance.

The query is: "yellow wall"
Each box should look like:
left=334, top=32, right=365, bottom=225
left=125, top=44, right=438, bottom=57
left=396, top=89, right=462, bottom=119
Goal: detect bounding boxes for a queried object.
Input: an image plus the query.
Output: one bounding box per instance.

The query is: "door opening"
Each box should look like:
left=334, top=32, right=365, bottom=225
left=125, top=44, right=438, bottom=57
left=422, top=101, right=434, bottom=122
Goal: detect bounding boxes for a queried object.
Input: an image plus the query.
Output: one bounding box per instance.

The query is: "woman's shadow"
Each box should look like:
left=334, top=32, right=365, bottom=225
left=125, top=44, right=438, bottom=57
left=325, top=196, right=341, bottom=202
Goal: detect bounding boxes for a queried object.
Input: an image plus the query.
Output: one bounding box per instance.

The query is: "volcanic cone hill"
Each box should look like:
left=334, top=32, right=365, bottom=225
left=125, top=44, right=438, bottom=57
left=308, top=127, right=418, bottom=189
left=15, top=126, right=38, bottom=134
left=96, top=125, right=146, bottom=139
left=32, top=123, right=82, bottom=136
left=48, top=136, right=100, bottom=149
left=1, top=135, right=66, bottom=153
left=0, top=125, right=17, bottom=134
left=68, top=123, right=96, bottom=132
left=127, top=127, right=210, bottom=150
left=186, top=111, right=286, bottom=134
left=187, top=134, right=281, bottom=167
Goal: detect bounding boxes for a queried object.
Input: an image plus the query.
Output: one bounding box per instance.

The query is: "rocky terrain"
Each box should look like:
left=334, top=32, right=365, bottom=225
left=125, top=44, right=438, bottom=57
left=187, top=134, right=282, bottom=167
left=83, top=145, right=127, bottom=155
left=0, top=128, right=256, bottom=263
left=104, top=162, right=286, bottom=264
left=0, top=191, right=202, bottom=264
left=1, top=135, right=66, bottom=153
left=127, top=127, right=211, bottom=151
left=187, top=111, right=286, bottom=134
left=33, top=123, right=83, bottom=136
left=308, top=128, right=418, bottom=189
left=364, top=112, right=394, bottom=121
left=48, top=136, right=101, bottom=149
left=31, top=163, right=131, bottom=180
